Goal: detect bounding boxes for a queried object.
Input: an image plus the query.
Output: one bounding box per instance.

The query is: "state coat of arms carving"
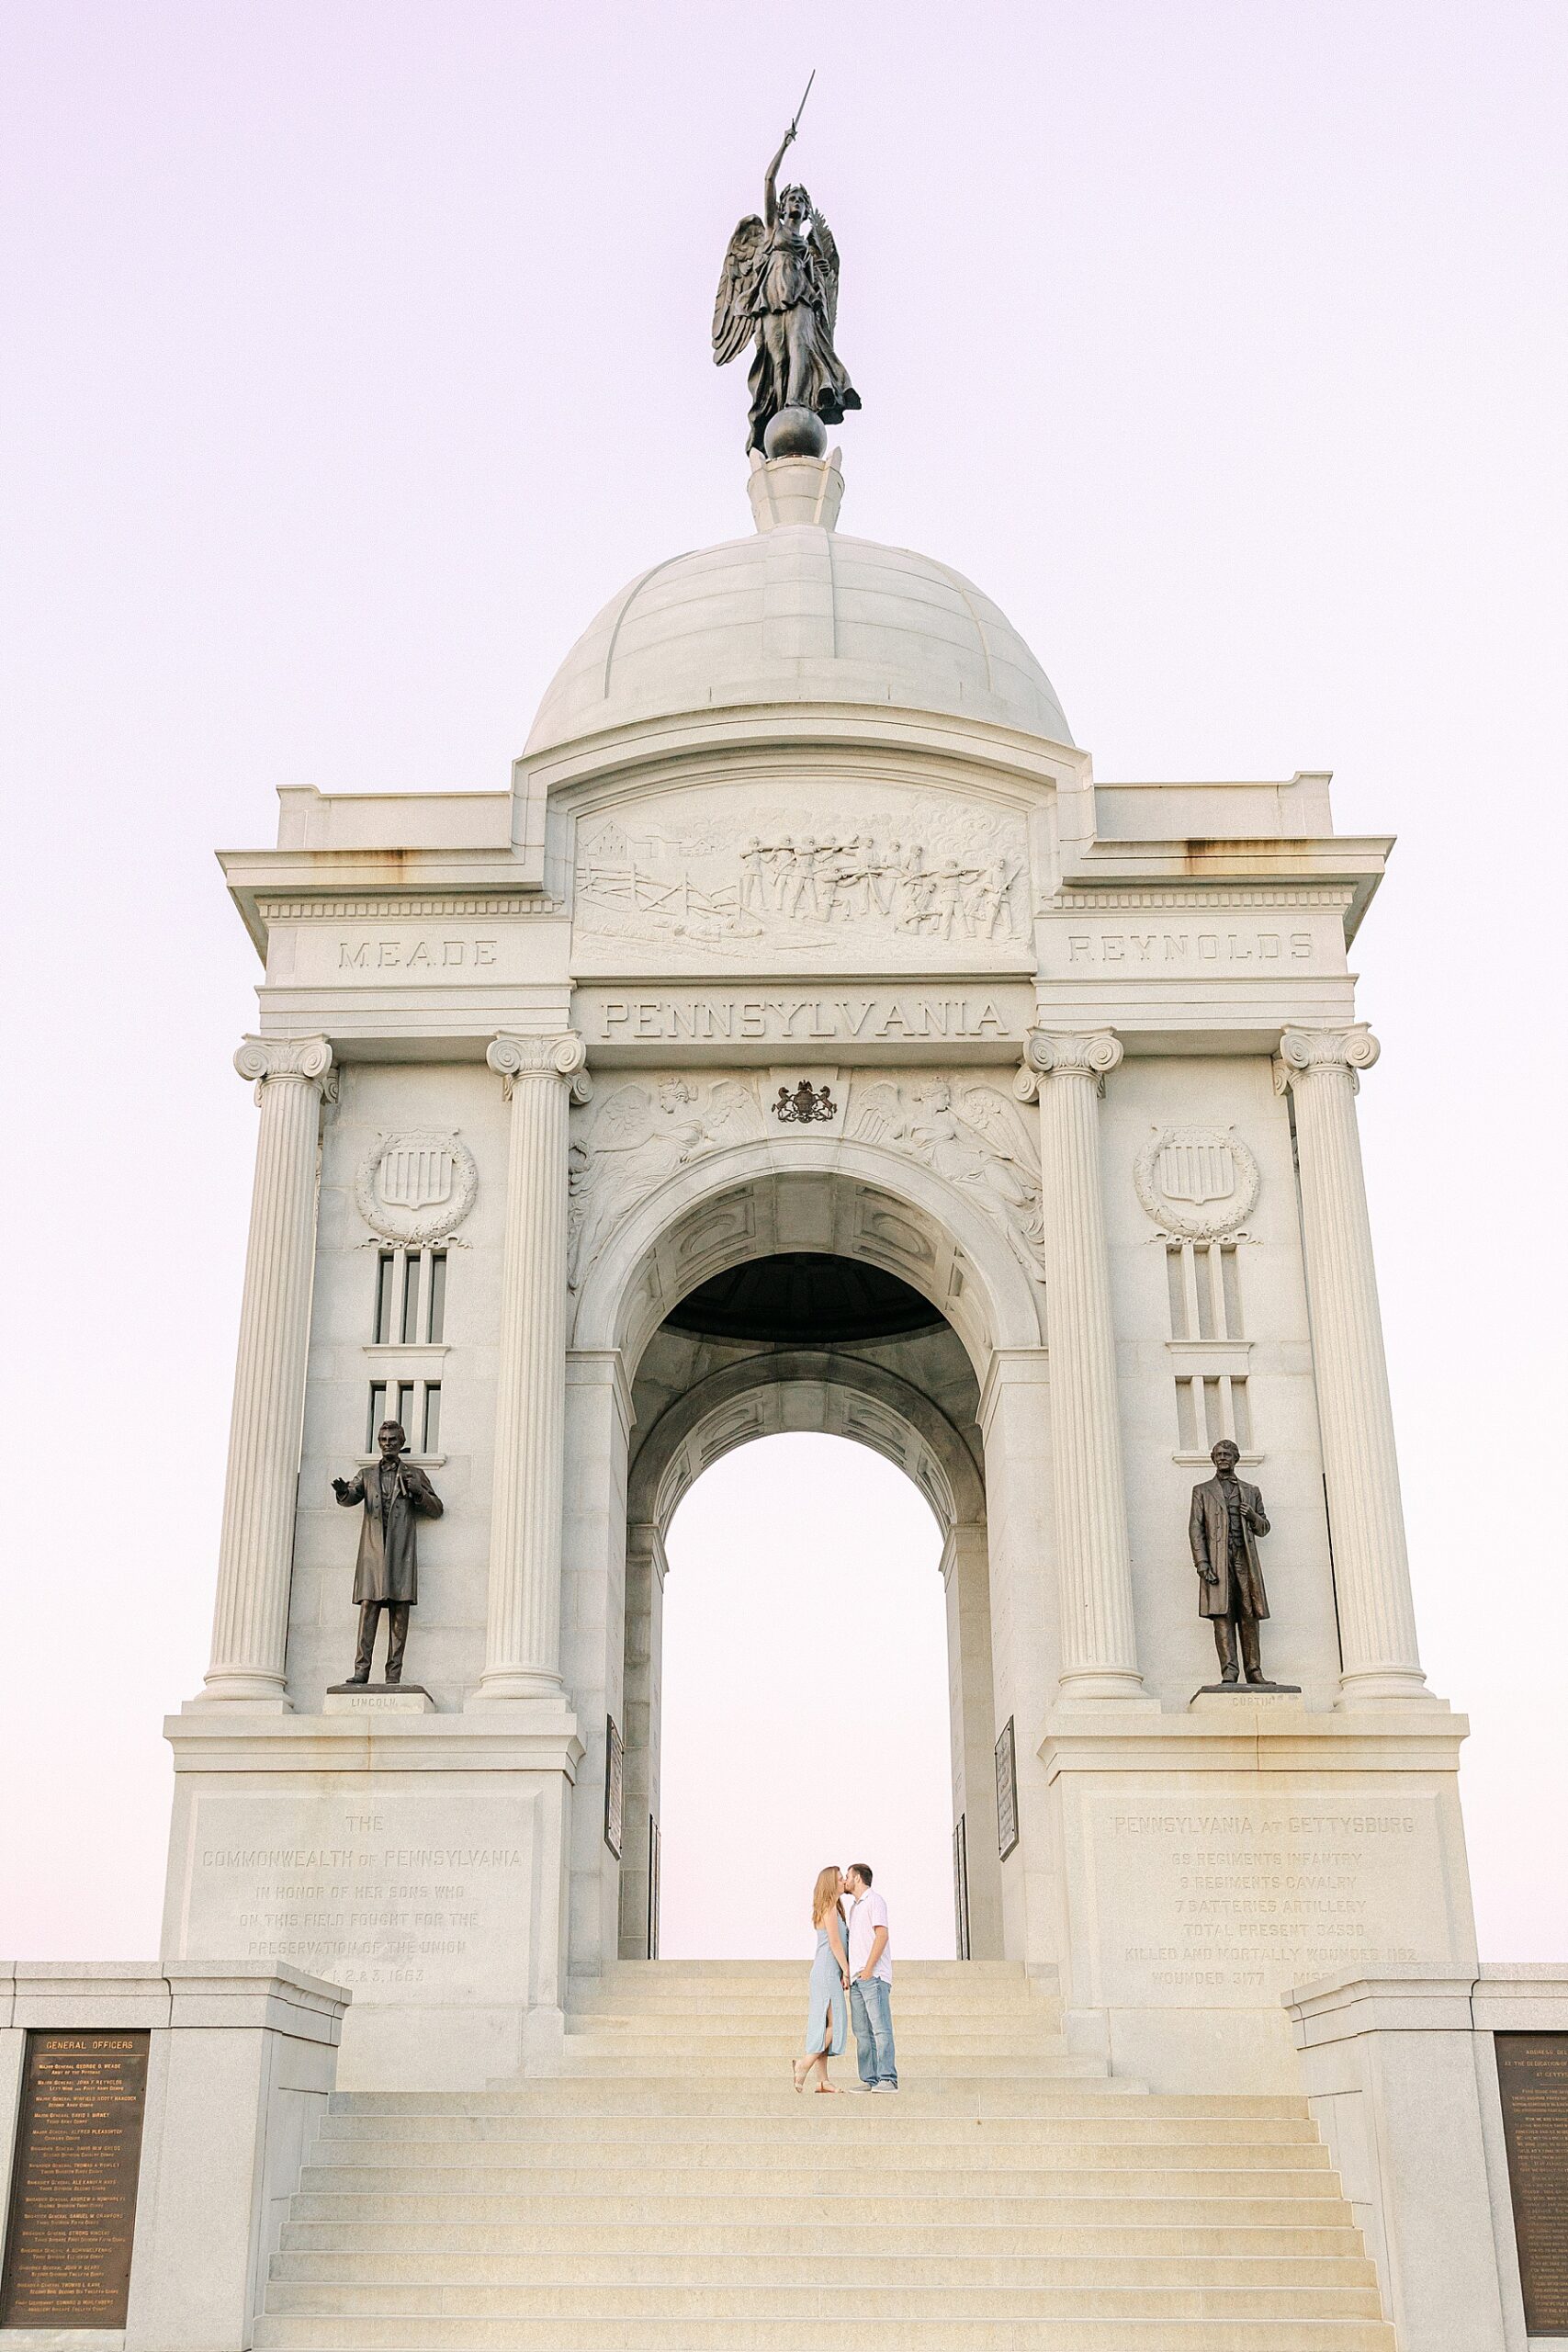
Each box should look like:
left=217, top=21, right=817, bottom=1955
left=355, top=1131, right=479, bottom=1246
left=1133, top=1125, right=1259, bottom=1239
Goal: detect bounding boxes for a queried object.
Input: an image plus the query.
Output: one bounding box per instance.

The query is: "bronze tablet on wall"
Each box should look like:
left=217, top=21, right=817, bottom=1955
left=1496, top=2032, right=1568, bottom=2334
left=1, top=2030, right=150, bottom=2329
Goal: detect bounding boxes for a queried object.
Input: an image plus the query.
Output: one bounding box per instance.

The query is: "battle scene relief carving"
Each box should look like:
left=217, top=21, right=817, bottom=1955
left=571, top=787, right=1032, bottom=967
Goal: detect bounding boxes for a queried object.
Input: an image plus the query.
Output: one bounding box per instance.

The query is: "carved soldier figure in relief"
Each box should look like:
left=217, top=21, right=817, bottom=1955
left=1188, top=1439, right=1289, bottom=1689
left=333, top=1419, right=444, bottom=1686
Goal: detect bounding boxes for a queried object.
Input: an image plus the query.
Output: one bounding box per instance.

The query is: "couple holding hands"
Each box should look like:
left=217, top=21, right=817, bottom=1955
left=794, top=1862, right=897, bottom=2096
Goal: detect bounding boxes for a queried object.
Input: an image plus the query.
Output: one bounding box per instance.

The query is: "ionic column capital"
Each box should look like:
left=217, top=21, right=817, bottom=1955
left=488, top=1031, right=592, bottom=1103
left=1020, top=1027, right=1123, bottom=1096
left=234, top=1034, right=335, bottom=1100
left=1278, top=1024, right=1380, bottom=1091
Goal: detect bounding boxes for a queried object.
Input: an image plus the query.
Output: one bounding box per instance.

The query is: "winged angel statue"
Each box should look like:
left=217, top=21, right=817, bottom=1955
left=852, top=1080, right=1046, bottom=1280
left=713, top=118, right=861, bottom=457
left=568, top=1079, right=766, bottom=1288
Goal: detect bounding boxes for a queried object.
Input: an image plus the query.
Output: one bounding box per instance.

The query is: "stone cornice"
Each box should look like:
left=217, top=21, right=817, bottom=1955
left=164, top=1713, right=585, bottom=1776
left=1051, top=885, right=1357, bottom=912
left=1040, top=1706, right=1467, bottom=1779
left=257, top=894, right=565, bottom=922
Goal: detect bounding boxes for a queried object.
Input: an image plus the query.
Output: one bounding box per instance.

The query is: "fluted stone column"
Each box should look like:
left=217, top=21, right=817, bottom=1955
left=1279, top=1025, right=1429, bottom=1704
left=472, top=1032, right=590, bottom=1707
left=1021, top=1030, right=1146, bottom=1702
left=198, top=1035, right=335, bottom=1708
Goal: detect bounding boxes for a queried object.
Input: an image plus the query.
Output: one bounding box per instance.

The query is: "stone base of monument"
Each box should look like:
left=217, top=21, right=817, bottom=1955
left=1190, top=1679, right=1303, bottom=1702
left=322, top=1682, right=434, bottom=1713
left=0, top=1965, right=345, bottom=2352
left=1037, top=1701, right=1479, bottom=2096
left=159, top=1708, right=583, bottom=2089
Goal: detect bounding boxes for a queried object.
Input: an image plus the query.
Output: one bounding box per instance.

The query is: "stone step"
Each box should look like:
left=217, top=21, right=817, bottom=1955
left=338, top=2082, right=1306, bottom=2118
left=251, top=2315, right=1396, bottom=2350
left=288, top=2184, right=1349, bottom=2226
left=269, top=2250, right=1380, bottom=2290
left=277, top=2222, right=1373, bottom=2262
left=592, top=1961, right=1032, bottom=1980
left=262, top=2280, right=1385, bottom=2321
left=565, top=1991, right=1063, bottom=2017
left=561, top=2013, right=1066, bottom=2031
left=556, top=2056, right=1111, bottom=2079
left=305, top=2136, right=1329, bottom=2175
left=315, top=2110, right=1321, bottom=2148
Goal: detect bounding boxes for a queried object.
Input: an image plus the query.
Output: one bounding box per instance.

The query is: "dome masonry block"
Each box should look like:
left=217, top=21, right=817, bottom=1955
left=746, top=449, right=844, bottom=533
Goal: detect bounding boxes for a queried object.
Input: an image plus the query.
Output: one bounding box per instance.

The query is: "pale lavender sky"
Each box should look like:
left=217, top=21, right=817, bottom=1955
left=3, top=3, right=1564, bottom=1963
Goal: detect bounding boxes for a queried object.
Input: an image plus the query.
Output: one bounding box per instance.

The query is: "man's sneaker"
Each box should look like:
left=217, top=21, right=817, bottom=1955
left=870, top=2081, right=899, bottom=2093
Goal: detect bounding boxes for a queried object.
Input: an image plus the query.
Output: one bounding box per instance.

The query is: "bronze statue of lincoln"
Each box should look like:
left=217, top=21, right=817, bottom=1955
left=333, top=1419, right=443, bottom=1685
left=1189, top=1438, right=1272, bottom=1685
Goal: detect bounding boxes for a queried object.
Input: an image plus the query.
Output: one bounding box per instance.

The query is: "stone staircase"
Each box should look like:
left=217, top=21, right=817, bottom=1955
left=254, top=1958, right=1394, bottom=2349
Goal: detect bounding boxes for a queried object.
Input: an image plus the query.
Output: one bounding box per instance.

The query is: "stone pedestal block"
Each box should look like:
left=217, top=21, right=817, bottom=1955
left=161, top=1713, right=582, bottom=2088
left=1039, top=1704, right=1478, bottom=2091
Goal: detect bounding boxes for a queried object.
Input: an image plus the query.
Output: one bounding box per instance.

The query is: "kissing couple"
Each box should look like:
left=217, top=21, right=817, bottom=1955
left=792, top=1862, right=897, bottom=2095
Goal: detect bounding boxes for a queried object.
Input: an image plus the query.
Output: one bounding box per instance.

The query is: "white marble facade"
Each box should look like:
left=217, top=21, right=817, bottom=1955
left=163, top=448, right=1479, bottom=2094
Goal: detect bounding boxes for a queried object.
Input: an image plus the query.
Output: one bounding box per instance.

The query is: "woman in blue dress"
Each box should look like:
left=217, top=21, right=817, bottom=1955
left=792, top=1865, right=851, bottom=2093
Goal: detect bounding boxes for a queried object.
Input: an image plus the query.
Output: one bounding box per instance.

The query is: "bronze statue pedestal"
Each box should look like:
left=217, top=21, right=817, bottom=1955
left=1191, top=1679, right=1302, bottom=1702
left=322, top=1682, right=434, bottom=1716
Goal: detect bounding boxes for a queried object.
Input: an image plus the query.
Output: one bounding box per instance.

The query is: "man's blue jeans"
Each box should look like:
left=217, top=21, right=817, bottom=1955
left=849, top=1975, right=897, bottom=2087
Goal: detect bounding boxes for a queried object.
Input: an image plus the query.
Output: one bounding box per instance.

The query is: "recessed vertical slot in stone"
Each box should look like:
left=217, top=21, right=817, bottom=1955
left=422, top=1383, right=442, bottom=1453
left=1166, top=1243, right=1189, bottom=1339
left=1220, top=1243, right=1244, bottom=1337
left=427, top=1250, right=447, bottom=1342
left=1230, top=1379, right=1254, bottom=1449
left=1176, top=1374, right=1200, bottom=1453
left=374, top=1250, right=397, bottom=1342
left=400, top=1253, right=422, bottom=1344
left=367, top=1382, right=388, bottom=1449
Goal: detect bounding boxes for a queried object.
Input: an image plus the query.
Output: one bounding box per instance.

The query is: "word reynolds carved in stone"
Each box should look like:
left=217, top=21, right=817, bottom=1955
left=1065, top=931, right=1314, bottom=965
left=592, top=995, right=1020, bottom=1044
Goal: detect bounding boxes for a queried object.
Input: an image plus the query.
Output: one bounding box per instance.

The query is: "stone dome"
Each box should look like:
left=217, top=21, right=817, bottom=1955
left=525, top=461, right=1072, bottom=754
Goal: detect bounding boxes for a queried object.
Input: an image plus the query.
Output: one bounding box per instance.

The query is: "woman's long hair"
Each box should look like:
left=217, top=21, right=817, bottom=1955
left=811, top=1866, right=843, bottom=1928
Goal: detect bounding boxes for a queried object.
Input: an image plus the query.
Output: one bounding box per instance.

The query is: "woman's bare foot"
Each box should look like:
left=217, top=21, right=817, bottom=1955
left=791, top=2057, right=809, bottom=2093
left=814, top=2081, right=843, bottom=2094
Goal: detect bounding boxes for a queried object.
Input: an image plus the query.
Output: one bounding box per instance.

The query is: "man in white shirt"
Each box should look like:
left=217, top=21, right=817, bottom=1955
left=844, top=1862, right=897, bottom=2092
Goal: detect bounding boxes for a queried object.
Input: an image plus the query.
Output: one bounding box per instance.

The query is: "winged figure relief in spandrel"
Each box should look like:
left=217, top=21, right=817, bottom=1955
left=567, top=1079, right=767, bottom=1289
left=851, top=1080, right=1047, bottom=1280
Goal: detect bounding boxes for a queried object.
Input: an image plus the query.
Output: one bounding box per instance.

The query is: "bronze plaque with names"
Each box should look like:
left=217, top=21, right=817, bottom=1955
left=1496, top=2031, right=1568, bottom=2335
left=0, top=2030, right=150, bottom=2328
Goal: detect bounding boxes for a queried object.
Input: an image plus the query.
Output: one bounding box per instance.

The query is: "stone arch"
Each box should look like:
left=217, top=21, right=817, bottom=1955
left=612, top=1348, right=1002, bottom=1973
left=570, top=1134, right=1046, bottom=1382
left=627, top=1348, right=987, bottom=1546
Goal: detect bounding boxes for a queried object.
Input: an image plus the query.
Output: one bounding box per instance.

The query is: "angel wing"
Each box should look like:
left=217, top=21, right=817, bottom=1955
left=713, top=215, right=767, bottom=366
left=702, top=1079, right=767, bottom=1147
left=957, top=1087, right=1041, bottom=1179
left=808, top=210, right=840, bottom=338
left=847, top=1080, right=908, bottom=1148
left=585, top=1085, right=655, bottom=1157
